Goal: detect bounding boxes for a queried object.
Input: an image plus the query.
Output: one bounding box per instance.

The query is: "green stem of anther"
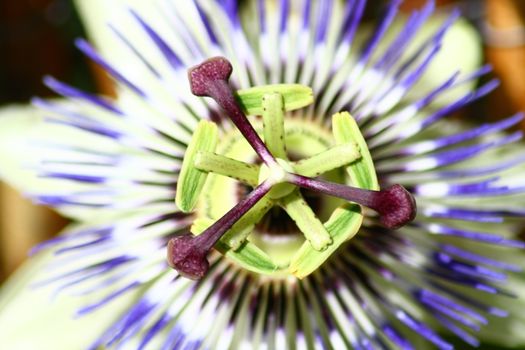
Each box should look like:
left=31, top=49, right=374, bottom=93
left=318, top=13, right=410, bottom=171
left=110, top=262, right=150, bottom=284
left=194, top=151, right=260, bottom=187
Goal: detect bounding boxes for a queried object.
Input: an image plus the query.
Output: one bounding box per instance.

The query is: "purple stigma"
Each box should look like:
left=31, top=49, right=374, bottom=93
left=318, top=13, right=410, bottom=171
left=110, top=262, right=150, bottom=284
left=167, top=234, right=209, bottom=280
left=188, top=57, right=276, bottom=165
left=290, top=175, right=417, bottom=229
left=369, top=184, right=417, bottom=229
left=167, top=181, right=272, bottom=279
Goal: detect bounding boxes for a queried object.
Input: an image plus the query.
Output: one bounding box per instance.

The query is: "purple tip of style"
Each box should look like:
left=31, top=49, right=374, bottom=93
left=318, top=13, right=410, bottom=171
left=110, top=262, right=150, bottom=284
left=167, top=234, right=209, bottom=280
left=291, top=175, right=417, bottom=230
left=188, top=56, right=233, bottom=96
left=373, top=184, right=417, bottom=229
left=187, top=57, right=275, bottom=164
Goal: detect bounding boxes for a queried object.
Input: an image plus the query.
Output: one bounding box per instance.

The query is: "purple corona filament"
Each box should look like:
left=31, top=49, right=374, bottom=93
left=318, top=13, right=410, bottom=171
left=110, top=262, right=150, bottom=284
left=167, top=181, right=272, bottom=279
left=171, top=56, right=417, bottom=279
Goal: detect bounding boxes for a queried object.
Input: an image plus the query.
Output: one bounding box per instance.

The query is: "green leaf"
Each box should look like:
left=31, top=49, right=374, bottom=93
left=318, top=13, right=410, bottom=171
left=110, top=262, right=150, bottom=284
left=175, top=120, right=218, bottom=212
left=236, top=84, right=314, bottom=116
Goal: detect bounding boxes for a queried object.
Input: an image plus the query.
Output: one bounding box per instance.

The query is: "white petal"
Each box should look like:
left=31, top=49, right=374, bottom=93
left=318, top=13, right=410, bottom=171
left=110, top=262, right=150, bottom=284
left=73, top=0, right=156, bottom=59
left=0, top=246, right=142, bottom=350
left=0, top=102, right=118, bottom=220
left=407, top=15, right=483, bottom=106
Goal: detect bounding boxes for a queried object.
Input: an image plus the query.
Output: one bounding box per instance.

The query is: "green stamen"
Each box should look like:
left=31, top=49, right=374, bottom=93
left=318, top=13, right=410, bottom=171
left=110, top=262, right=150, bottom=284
left=236, top=84, right=314, bottom=115
left=221, top=196, right=274, bottom=250
left=280, top=189, right=332, bottom=251
left=194, top=151, right=259, bottom=187
left=332, top=112, right=379, bottom=190
left=293, top=142, right=361, bottom=177
left=175, top=120, right=218, bottom=213
left=288, top=112, right=381, bottom=278
left=262, top=92, right=287, bottom=159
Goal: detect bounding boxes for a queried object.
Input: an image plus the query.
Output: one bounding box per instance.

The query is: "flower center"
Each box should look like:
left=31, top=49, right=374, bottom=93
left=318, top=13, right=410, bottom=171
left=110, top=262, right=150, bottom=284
left=167, top=57, right=416, bottom=280
left=196, top=119, right=344, bottom=268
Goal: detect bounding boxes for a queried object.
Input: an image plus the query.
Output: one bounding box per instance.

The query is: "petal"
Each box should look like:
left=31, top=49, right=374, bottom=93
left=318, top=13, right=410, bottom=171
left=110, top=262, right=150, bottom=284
left=0, top=102, right=94, bottom=220
left=73, top=0, right=157, bottom=60
left=0, top=235, right=143, bottom=350
left=408, top=14, right=483, bottom=107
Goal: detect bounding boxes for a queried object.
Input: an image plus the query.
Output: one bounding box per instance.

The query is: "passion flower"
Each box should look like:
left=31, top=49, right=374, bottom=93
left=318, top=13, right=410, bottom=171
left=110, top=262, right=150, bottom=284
left=1, top=0, right=525, bottom=349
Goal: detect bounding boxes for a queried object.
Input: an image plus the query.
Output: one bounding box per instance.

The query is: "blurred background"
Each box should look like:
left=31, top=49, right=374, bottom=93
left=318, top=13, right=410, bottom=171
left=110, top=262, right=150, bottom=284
left=0, top=0, right=524, bottom=285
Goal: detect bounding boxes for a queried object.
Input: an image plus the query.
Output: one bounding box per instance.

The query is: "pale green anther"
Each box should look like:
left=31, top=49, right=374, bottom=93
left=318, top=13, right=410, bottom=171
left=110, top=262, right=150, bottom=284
left=175, top=120, right=218, bottom=213
left=290, top=112, right=379, bottom=278
left=191, top=216, right=279, bottom=274
left=280, top=189, right=332, bottom=251
left=293, top=142, right=361, bottom=177
left=236, top=84, right=314, bottom=116
left=191, top=197, right=276, bottom=252
left=332, top=112, right=379, bottom=190
left=190, top=217, right=214, bottom=236
left=289, top=204, right=363, bottom=278
left=262, top=93, right=287, bottom=159
left=217, top=240, right=280, bottom=275
left=194, top=151, right=260, bottom=187
left=222, top=196, right=274, bottom=250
